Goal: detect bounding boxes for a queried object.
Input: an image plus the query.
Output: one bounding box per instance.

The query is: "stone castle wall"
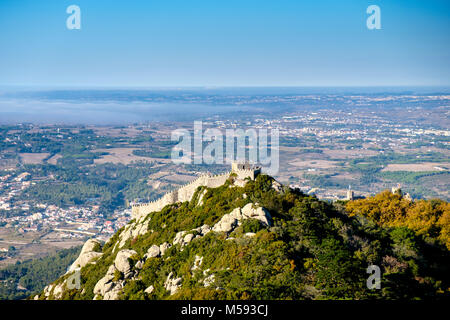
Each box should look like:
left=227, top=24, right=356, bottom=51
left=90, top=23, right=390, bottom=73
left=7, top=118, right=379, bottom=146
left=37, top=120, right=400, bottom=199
left=132, top=172, right=230, bottom=220
left=131, top=164, right=261, bottom=220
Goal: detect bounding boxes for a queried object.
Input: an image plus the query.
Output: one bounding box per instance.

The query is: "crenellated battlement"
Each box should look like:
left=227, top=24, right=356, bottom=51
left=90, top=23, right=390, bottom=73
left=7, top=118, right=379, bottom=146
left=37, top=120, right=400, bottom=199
left=131, top=163, right=260, bottom=219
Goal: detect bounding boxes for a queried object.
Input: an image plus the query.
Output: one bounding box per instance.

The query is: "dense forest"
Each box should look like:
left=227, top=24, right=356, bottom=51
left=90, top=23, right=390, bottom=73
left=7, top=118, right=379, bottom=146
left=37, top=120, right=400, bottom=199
left=0, top=246, right=81, bottom=300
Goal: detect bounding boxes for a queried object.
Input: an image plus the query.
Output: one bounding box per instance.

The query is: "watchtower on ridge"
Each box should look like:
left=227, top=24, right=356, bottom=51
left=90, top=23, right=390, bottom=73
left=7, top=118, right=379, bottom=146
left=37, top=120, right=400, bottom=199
left=231, top=162, right=261, bottom=180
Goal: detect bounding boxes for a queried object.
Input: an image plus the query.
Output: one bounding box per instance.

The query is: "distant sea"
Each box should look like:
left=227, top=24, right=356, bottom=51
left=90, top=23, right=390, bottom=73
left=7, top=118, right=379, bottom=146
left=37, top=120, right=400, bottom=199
left=0, top=87, right=449, bottom=125
left=0, top=99, right=243, bottom=124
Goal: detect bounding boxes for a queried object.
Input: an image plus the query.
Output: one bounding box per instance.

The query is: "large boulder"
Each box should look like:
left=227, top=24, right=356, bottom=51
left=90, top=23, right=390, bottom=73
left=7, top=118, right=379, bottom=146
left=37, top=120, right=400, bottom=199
left=43, top=284, right=53, bottom=297
left=192, top=224, right=211, bottom=236
left=241, top=203, right=272, bottom=226
left=173, top=230, right=198, bottom=247
left=118, top=221, right=149, bottom=248
left=93, top=265, right=117, bottom=296
left=67, top=239, right=103, bottom=273
left=164, top=272, right=182, bottom=295
left=53, top=283, right=64, bottom=299
left=212, top=213, right=239, bottom=233
left=114, top=249, right=137, bottom=278
left=183, top=233, right=195, bottom=244
left=173, top=231, right=187, bottom=245
left=212, top=204, right=272, bottom=234
left=145, top=245, right=160, bottom=259
left=159, top=242, right=171, bottom=256
left=103, top=283, right=123, bottom=300
left=144, top=285, right=154, bottom=294
left=199, top=224, right=211, bottom=235
left=212, top=208, right=242, bottom=233
left=93, top=274, right=115, bottom=297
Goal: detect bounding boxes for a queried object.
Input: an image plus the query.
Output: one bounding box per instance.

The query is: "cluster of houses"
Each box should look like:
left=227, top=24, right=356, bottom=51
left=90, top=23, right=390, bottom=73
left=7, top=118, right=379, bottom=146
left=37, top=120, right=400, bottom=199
left=0, top=171, right=131, bottom=241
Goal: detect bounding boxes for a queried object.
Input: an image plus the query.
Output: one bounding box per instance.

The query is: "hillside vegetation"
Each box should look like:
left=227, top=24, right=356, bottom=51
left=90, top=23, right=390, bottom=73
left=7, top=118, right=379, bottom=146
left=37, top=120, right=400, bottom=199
left=0, top=246, right=81, bottom=300
left=38, top=175, right=449, bottom=300
left=346, top=190, right=450, bottom=250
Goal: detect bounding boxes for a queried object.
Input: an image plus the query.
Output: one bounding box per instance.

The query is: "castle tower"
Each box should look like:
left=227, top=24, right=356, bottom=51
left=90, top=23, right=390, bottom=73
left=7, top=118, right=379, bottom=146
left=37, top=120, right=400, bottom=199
left=404, top=192, right=413, bottom=202
left=391, top=184, right=403, bottom=196
left=346, top=189, right=354, bottom=201
left=231, top=162, right=240, bottom=172
left=231, top=162, right=261, bottom=180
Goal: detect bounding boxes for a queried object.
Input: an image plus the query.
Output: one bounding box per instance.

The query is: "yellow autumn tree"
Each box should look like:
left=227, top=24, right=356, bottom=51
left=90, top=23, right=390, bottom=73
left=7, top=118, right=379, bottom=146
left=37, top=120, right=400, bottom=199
left=346, top=190, right=410, bottom=224
left=436, top=203, right=450, bottom=250
left=346, top=191, right=450, bottom=250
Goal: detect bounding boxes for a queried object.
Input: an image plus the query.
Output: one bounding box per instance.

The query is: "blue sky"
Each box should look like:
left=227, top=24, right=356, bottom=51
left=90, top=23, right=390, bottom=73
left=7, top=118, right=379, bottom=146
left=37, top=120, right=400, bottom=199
left=0, top=0, right=449, bottom=87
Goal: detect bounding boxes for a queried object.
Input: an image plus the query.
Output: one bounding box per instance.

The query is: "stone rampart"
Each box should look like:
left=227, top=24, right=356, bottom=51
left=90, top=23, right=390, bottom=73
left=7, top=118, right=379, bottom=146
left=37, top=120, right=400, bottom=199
left=131, top=163, right=261, bottom=220
left=131, top=172, right=230, bottom=219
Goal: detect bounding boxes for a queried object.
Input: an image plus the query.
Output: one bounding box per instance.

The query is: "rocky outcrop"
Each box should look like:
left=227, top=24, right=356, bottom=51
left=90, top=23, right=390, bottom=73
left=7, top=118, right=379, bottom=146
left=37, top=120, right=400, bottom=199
left=93, top=265, right=117, bottom=297
left=159, top=242, right=171, bottom=256
left=212, top=203, right=272, bottom=234
left=173, top=231, right=187, bottom=246
left=43, top=284, right=53, bottom=298
left=173, top=231, right=196, bottom=247
left=172, top=224, right=211, bottom=247
left=169, top=203, right=271, bottom=250
left=117, top=220, right=149, bottom=249
left=191, top=255, right=203, bottom=271
left=42, top=202, right=271, bottom=300
left=144, top=285, right=154, bottom=294
left=104, top=283, right=123, bottom=300
left=185, top=233, right=195, bottom=243
left=272, top=180, right=283, bottom=193
left=114, top=249, right=137, bottom=278
left=143, top=242, right=172, bottom=259
left=164, top=272, right=182, bottom=295
left=92, top=263, right=128, bottom=300
left=67, top=239, right=103, bottom=273
left=241, top=203, right=272, bottom=226
left=92, top=240, right=175, bottom=300
left=212, top=208, right=241, bottom=233
left=53, top=283, right=65, bottom=299
left=145, top=245, right=160, bottom=259
left=197, top=188, right=208, bottom=206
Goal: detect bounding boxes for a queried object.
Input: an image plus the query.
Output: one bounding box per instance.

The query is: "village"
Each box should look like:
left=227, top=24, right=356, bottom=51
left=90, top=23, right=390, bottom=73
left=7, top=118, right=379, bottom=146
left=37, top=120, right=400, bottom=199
left=0, top=170, right=130, bottom=261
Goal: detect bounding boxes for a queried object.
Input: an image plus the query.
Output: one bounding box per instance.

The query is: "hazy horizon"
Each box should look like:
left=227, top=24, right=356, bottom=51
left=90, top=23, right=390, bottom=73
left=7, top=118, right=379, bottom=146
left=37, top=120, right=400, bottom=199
left=1, top=87, right=448, bottom=125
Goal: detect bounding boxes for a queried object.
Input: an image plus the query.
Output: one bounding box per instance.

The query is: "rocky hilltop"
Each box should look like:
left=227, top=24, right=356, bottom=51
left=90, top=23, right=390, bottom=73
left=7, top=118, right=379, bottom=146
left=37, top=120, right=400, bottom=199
left=36, top=173, right=449, bottom=300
